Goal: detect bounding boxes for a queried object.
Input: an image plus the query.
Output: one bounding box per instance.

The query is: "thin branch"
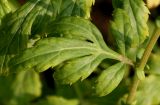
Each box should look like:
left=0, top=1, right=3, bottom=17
left=126, top=28, right=160, bottom=105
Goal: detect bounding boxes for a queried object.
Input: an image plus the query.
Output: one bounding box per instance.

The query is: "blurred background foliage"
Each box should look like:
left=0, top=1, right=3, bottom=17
left=0, top=0, right=160, bottom=105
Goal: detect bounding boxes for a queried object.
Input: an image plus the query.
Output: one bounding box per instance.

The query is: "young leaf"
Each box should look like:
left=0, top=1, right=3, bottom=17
left=96, top=63, right=125, bottom=96
left=54, top=54, right=105, bottom=84
left=123, top=0, right=149, bottom=45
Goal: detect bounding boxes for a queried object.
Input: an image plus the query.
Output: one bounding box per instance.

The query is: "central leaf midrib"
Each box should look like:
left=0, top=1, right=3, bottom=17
left=12, top=46, right=114, bottom=66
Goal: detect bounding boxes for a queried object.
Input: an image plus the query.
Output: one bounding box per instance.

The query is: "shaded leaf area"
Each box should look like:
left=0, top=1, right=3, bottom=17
left=111, top=0, right=149, bottom=61
left=136, top=75, right=160, bottom=105
left=0, top=0, right=94, bottom=74
left=0, top=70, right=41, bottom=105
left=51, top=80, right=128, bottom=105
left=0, top=0, right=11, bottom=24
left=33, top=96, right=79, bottom=105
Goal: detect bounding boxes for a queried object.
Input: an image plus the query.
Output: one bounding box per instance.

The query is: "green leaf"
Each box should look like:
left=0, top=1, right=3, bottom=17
left=136, top=75, right=160, bottom=105
left=112, top=0, right=123, bottom=9
left=54, top=54, right=105, bottom=84
left=0, top=0, right=40, bottom=74
left=123, top=0, right=149, bottom=45
left=111, top=9, right=134, bottom=55
left=96, top=63, right=125, bottom=96
left=11, top=70, right=41, bottom=98
left=0, top=0, right=94, bottom=74
left=31, top=0, right=95, bottom=35
left=47, top=17, right=113, bottom=52
left=10, top=37, right=119, bottom=73
left=52, top=0, right=95, bottom=19
left=0, top=70, right=41, bottom=105
left=156, top=16, right=160, bottom=28
left=34, top=96, right=79, bottom=105
left=0, top=0, right=12, bottom=24
left=111, top=0, right=149, bottom=61
left=147, top=53, right=160, bottom=75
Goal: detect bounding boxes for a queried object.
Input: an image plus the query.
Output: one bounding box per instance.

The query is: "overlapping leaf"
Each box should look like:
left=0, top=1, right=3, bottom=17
left=0, top=70, right=41, bottom=105
left=111, top=0, right=149, bottom=61
left=123, top=0, right=149, bottom=45
left=0, top=0, right=94, bottom=74
left=47, top=17, right=114, bottom=51
left=9, top=17, right=124, bottom=85
left=96, top=63, right=126, bottom=96
left=111, top=9, right=133, bottom=55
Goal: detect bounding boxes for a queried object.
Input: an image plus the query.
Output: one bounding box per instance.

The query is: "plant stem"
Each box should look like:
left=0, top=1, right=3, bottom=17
left=126, top=77, right=140, bottom=105
left=126, top=28, right=160, bottom=105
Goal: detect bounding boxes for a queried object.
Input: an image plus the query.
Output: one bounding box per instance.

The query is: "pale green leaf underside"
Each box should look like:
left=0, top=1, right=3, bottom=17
left=0, top=0, right=94, bottom=74
left=10, top=37, right=119, bottom=73
left=96, top=63, right=125, bottom=96
left=123, top=0, right=149, bottom=45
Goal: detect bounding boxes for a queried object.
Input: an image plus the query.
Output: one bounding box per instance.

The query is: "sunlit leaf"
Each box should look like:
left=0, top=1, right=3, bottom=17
left=123, top=0, right=149, bottom=45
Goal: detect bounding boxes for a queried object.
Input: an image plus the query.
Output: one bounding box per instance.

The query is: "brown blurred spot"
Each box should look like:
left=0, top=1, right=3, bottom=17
left=91, top=0, right=114, bottom=46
